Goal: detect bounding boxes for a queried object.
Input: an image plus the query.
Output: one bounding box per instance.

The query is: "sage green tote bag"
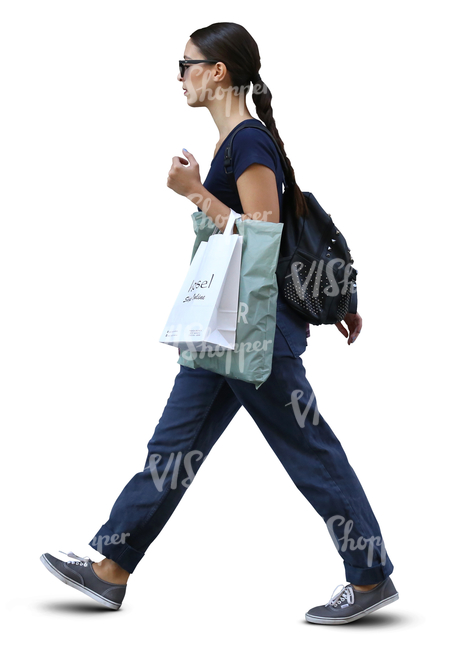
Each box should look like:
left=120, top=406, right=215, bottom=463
left=177, top=211, right=283, bottom=390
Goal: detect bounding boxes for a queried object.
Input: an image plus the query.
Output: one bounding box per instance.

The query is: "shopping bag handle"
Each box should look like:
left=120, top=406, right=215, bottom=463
left=223, top=208, right=242, bottom=237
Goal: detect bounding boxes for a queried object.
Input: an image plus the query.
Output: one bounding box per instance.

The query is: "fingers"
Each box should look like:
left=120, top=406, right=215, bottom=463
left=334, top=321, right=348, bottom=338
left=350, top=317, right=362, bottom=344
left=336, top=316, right=360, bottom=345
left=342, top=312, right=362, bottom=345
left=348, top=327, right=362, bottom=345
left=170, top=155, right=193, bottom=168
left=180, top=149, right=198, bottom=166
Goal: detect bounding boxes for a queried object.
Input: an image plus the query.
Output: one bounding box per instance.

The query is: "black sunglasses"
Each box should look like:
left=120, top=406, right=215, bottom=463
left=179, top=59, right=220, bottom=77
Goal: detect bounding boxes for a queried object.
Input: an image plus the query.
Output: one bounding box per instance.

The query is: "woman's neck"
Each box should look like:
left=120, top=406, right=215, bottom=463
left=207, top=97, right=255, bottom=140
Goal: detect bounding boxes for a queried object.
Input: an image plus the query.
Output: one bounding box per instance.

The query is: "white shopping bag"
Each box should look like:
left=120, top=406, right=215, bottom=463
left=159, top=211, right=243, bottom=351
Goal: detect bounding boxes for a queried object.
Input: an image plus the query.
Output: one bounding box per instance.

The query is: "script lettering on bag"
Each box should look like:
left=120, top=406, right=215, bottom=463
left=183, top=293, right=206, bottom=302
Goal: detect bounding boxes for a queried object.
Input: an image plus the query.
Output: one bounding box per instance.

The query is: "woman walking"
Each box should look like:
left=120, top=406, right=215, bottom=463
left=41, top=22, right=398, bottom=624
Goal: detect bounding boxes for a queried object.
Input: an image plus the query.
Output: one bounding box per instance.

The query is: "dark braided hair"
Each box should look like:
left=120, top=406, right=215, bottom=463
left=189, top=22, right=308, bottom=218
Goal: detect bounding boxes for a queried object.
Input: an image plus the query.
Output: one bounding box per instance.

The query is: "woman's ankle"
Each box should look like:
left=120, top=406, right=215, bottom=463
left=92, top=558, right=130, bottom=584
left=351, top=582, right=380, bottom=592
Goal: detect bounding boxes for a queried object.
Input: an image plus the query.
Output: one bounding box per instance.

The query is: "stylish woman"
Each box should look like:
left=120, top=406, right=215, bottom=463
left=41, top=22, right=399, bottom=624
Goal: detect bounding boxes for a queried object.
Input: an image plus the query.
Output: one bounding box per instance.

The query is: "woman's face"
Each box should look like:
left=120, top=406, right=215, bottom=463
left=178, top=39, right=223, bottom=107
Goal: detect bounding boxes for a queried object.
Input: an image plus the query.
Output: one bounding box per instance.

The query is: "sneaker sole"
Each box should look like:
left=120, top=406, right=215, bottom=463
left=40, top=554, right=122, bottom=610
left=305, top=592, right=399, bottom=624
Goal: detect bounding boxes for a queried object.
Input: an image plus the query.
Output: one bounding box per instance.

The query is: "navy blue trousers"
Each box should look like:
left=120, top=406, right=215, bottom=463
left=89, top=297, right=394, bottom=585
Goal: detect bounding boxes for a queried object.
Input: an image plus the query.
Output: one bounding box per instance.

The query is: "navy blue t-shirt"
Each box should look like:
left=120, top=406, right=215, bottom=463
left=199, top=118, right=285, bottom=221
left=198, top=118, right=311, bottom=340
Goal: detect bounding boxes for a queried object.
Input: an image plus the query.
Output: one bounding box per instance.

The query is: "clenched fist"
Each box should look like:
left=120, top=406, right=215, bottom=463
left=167, top=149, right=201, bottom=197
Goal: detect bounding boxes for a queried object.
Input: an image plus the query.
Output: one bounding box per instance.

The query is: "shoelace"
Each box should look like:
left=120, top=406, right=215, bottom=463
left=59, top=550, right=92, bottom=567
left=325, top=583, right=355, bottom=608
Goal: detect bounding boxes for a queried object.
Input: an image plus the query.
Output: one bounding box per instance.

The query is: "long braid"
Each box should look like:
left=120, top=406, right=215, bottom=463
left=252, top=73, right=308, bottom=217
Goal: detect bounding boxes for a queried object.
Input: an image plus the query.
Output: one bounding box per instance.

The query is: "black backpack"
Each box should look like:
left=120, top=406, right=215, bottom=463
left=223, top=121, right=358, bottom=325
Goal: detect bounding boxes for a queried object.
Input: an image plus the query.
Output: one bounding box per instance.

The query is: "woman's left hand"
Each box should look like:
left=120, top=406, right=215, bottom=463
left=335, top=311, right=362, bottom=345
left=167, top=149, right=201, bottom=197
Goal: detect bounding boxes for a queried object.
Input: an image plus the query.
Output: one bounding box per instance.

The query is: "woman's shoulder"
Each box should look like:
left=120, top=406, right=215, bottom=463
left=233, top=121, right=275, bottom=146
left=232, top=122, right=282, bottom=178
left=233, top=122, right=279, bottom=160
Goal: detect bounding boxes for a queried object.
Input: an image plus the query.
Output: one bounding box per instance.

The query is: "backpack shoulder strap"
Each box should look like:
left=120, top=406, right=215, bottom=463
left=223, top=121, right=292, bottom=192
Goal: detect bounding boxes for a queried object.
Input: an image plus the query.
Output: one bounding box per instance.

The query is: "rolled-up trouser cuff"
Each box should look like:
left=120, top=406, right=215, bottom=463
left=88, top=523, right=145, bottom=574
left=344, top=554, right=394, bottom=585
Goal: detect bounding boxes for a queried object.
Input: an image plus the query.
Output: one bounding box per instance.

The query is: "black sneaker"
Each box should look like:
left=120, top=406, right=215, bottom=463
left=40, top=551, right=127, bottom=610
left=305, top=576, right=399, bottom=624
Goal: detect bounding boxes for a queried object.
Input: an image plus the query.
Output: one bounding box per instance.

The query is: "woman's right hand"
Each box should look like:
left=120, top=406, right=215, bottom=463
left=335, top=311, right=362, bottom=345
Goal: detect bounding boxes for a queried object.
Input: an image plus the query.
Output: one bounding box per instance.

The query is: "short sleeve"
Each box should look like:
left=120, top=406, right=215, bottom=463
left=232, top=128, right=279, bottom=182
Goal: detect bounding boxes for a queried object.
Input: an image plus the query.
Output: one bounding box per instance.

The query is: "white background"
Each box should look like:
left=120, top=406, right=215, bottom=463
left=1, top=1, right=448, bottom=647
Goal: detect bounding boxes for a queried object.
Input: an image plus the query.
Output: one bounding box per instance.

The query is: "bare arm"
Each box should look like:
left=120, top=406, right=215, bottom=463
left=167, top=149, right=280, bottom=234
left=186, top=163, right=280, bottom=234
